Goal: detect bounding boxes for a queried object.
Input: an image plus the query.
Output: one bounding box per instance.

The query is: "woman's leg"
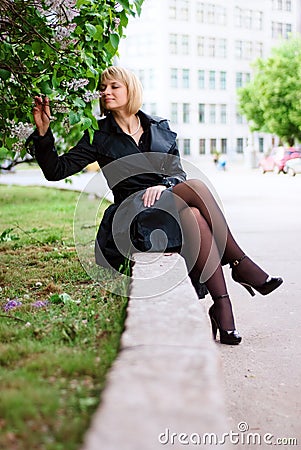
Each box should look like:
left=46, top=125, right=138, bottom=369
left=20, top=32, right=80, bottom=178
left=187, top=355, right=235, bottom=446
left=173, top=180, right=269, bottom=286
left=179, top=206, right=236, bottom=331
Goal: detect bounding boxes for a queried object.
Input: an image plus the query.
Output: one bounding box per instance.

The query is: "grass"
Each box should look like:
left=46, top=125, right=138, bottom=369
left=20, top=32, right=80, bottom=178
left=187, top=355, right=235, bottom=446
left=0, top=185, right=129, bottom=450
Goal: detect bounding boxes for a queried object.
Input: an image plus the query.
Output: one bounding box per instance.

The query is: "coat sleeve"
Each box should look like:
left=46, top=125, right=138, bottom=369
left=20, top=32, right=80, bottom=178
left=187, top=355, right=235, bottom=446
left=161, top=142, right=187, bottom=188
left=29, top=128, right=98, bottom=181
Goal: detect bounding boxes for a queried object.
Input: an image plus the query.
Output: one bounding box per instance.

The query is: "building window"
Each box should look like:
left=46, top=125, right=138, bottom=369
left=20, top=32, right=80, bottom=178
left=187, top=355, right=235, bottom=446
left=181, top=35, right=189, bottom=55
left=245, top=41, right=252, bottom=59
left=209, top=104, right=216, bottom=123
left=220, top=71, right=227, bottom=90
left=207, top=4, right=215, bottom=23
left=235, top=41, right=243, bottom=59
left=209, top=71, right=216, bottom=89
left=235, top=7, right=263, bottom=30
left=259, top=137, right=264, bottom=153
left=285, top=23, right=292, bottom=38
left=236, top=138, right=244, bottom=153
left=150, top=103, right=157, bottom=115
left=199, top=138, right=206, bottom=154
left=196, top=1, right=204, bottom=22
left=182, top=69, right=190, bottom=88
left=217, top=5, right=227, bottom=25
left=254, top=42, right=263, bottom=58
left=169, top=34, right=177, bottom=54
left=217, top=39, right=227, bottom=58
left=169, top=0, right=190, bottom=20
left=183, top=103, right=190, bottom=123
left=197, top=2, right=226, bottom=25
left=244, top=9, right=252, bottom=29
left=236, top=72, right=243, bottom=88
left=170, top=68, right=178, bottom=88
left=272, top=21, right=293, bottom=39
left=138, top=69, right=145, bottom=88
left=210, top=138, right=217, bottom=154
left=198, top=70, right=205, bottom=89
left=169, top=0, right=176, bottom=19
left=236, top=112, right=243, bottom=124
left=198, top=103, right=205, bottom=123
left=254, top=11, right=263, bottom=30
left=220, top=104, right=227, bottom=124
left=148, top=68, right=155, bottom=89
left=286, top=0, right=292, bottom=11
left=208, top=37, right=216, bottom=57
left=235, top=7, right=242, bottom=27
left=197, top=36, right=204, bottom=56
left=221, top=139, right=227, bottom=154
left=171, top=103, right=178, bottom=123
left=181, top=0, right=189, bottom=20
left=183, top=139, right=191, bottom=155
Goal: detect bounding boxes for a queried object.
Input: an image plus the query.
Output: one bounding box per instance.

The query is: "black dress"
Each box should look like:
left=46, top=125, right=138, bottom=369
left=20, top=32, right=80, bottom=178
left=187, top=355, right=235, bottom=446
left=29, top=111, right=187, bottom=271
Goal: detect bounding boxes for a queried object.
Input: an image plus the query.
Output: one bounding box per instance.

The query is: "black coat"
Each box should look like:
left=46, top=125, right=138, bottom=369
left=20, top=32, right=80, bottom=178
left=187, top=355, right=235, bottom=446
left=31, top=111, right=187, bottom=270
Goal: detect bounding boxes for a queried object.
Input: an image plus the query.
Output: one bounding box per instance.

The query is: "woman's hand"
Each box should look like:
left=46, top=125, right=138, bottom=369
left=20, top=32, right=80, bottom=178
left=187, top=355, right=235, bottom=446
left=142, top=185, right=167, bottom=207
left=33, top=96, right=51, bottom=136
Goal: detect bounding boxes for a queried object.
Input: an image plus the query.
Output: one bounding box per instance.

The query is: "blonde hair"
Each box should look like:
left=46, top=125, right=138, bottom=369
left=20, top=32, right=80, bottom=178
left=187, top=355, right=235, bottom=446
left=100, top=66, right=143, bottom=116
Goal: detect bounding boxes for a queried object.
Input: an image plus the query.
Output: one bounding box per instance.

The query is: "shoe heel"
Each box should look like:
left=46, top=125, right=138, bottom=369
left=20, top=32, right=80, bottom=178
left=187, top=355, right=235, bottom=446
left=209, top=315, right=218, bottom=340
left=242, top=283, right=255, bottom=297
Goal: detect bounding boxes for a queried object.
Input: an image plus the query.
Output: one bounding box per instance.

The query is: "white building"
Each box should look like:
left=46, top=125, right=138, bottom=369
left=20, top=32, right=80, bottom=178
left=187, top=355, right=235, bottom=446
left=118, top=0, right=301, bottom=160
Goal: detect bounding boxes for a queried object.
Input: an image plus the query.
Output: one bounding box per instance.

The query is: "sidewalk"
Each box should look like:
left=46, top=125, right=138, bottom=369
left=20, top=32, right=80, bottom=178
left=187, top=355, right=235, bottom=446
left=0, top=167, right=114, bottom=202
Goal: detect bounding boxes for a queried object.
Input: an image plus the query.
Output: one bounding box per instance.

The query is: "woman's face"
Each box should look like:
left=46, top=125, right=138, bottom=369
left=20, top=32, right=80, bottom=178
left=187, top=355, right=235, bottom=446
left=100, top=78, right=128, bottom=113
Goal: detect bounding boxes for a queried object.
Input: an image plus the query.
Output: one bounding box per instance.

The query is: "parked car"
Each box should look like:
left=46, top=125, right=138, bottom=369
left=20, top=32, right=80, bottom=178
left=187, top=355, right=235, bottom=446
left=283, top=157, right=301, bottom=176
left=258, top=147, right=301, bottom=174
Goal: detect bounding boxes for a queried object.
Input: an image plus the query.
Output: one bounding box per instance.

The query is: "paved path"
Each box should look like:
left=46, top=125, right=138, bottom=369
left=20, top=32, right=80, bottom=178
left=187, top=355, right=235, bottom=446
left=208, top=168, right=301, bottom=448
left=82, top=253, right=229, bottom=450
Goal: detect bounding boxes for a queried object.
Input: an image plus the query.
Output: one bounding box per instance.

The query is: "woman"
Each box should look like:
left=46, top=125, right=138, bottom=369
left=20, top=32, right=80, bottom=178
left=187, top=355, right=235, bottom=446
left=31, top=66, right=283, bottom=345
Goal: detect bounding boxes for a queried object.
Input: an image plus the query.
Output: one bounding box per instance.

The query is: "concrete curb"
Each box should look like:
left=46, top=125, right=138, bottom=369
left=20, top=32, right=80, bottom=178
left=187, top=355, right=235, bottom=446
left=81, top=253, right=229, bottom=450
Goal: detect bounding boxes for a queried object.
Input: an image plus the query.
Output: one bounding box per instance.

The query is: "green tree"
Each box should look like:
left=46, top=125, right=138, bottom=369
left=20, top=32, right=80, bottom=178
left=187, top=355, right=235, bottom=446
left=238, top=36, right=301, bottom=146
left=0, top=0, right=144, bottom=169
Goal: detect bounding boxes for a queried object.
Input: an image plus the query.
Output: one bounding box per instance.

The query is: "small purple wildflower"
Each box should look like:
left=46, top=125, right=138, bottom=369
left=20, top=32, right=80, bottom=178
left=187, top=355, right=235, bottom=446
left=32, top=300, right=49, bottom=308
left=3, top=300, right=22, bottom=311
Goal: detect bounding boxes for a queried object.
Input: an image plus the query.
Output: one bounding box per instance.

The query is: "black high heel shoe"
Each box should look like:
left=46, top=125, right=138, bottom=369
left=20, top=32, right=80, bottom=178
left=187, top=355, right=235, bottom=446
left=230, top=255, right=283, bottom=297
left=209, top=295, right=242, bottom=345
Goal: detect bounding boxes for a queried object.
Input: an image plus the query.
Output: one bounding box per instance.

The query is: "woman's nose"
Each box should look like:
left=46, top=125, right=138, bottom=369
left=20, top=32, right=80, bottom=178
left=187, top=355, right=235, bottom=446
left=103, top=86, right=111, bottom=95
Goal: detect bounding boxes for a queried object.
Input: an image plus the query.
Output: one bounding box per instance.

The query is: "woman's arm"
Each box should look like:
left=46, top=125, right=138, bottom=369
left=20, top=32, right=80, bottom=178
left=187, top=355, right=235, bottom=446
left=30, top=96, right=98, bottom=181
left=161, top=142, right=187, bottom=188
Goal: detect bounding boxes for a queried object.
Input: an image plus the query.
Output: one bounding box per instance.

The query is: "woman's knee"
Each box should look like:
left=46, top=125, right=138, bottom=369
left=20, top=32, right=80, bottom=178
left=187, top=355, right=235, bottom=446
left=180, top=206, right=206, bottom=226
left=184, top=179, right=206, bottom=191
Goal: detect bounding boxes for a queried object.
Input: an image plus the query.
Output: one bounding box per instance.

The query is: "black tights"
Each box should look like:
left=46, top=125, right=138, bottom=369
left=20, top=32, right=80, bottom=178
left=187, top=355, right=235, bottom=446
left=173, top=180, right=268, bottom=330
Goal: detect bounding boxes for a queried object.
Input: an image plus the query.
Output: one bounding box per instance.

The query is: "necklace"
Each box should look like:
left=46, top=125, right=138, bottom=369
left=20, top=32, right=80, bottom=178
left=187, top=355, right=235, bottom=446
left=127, top=116, right=141, bottom=137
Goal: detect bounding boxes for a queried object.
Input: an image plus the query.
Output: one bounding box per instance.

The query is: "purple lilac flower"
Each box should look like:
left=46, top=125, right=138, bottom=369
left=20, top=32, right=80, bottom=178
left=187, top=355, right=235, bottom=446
left=3, top=300, right=22, bottom=311
left=32, top=300, right=49, bottom=308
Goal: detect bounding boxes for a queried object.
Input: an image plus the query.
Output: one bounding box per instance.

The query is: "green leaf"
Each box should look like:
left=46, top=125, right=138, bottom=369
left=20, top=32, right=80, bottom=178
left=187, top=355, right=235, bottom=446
left=94, top=24, right=104, bottom=42
left=85, top=24, right=97, bottom=37
left=109, top=33, right=120, bottom=50
left=69, top=111, right=81, bottom=125
left=88, top=127, right=95, bottom=143
left=118, top=0, right=130, bottom=10
left=80, top=117, right=92, bottom=131
left=39, top=80, right=53, bottom=95
left=32, top=41, right=42, bottom=55
left=74, top=97, right=86, bottom=108
left=0, top=69, right=11, bottom=81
